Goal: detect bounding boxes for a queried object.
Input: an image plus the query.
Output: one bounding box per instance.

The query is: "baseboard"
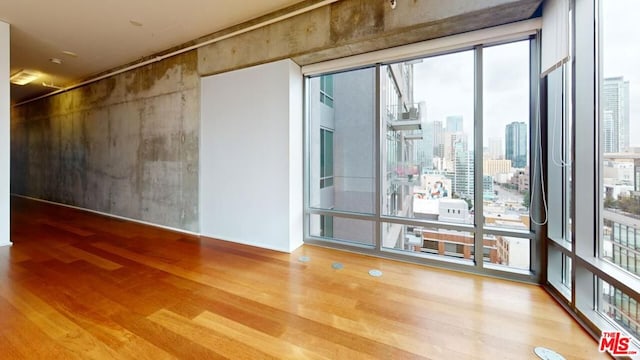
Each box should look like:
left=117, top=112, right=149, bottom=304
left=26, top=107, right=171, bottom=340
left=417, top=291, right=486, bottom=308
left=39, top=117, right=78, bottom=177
left=11, top=194, right=200, bottom=237
left=199, top=233, right=293, bottom=253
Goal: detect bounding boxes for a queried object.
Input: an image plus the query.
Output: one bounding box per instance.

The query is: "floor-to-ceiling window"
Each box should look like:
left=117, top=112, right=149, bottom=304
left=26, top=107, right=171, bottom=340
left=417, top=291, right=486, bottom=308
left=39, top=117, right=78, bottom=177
left=597, top=0, right=640, bottom=345
left=546, top=0, right=640, bottom=353
left=304, top=22, right=541, bottom=281
left=380, top=50, right=477, bottom=264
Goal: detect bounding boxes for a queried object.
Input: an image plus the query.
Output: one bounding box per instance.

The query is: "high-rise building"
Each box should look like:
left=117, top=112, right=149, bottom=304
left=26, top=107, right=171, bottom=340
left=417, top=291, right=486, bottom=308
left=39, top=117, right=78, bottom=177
left=602, top=77, right=630, bottom=153
left=432, top=120, right=445, bottom=158
left=446, top=115, right=463, bottom=133
left=505, top=121, right=527, bottom=168
left=603, top=213, right=640, bottom=277
left=510, top=167, right=530, bottom=193
left=488, top=137, right=503, bottom=160
left=311, top=63, right=419, bottom=244
left=415, top=102, right=432, bottom=170
left=483, top=159, right=513, bottom=177
left=483, top=175, right=495, bottom=200
left=310, top=71, right=379, bottom=242
left=453, top=140, right=474, bottom=199
left=444, top=132, right=467, bottom=163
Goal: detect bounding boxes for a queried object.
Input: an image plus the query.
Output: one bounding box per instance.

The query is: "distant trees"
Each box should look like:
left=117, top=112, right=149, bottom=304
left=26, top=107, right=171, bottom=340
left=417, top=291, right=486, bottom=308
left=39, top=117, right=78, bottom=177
left=618, top=196, right=640, bottom=215
left=464, top=198, right=473, bottom=210
left=605, top=195, right=640, bottom=216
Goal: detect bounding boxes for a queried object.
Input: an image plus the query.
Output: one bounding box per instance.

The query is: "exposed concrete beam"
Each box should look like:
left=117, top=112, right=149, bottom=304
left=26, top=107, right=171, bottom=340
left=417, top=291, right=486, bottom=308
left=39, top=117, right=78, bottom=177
left=198, top=0, right=542, bottom=76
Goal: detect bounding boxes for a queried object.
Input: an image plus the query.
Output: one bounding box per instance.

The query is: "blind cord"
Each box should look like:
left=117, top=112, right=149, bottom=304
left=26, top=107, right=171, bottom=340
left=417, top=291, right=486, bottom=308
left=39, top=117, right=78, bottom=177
left=531, top=51, right=550, bottom=227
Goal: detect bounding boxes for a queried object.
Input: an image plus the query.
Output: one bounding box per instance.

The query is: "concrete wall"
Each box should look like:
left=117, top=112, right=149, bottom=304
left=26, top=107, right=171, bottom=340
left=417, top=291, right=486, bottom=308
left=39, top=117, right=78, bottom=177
left=1, top=21, right=9, bottom=246
left=11, top=52, right=199, bottom=232
left=200, top=59, right=303, bottom=252
left=198, top=0, right=542, bottom=75
left=9, top=0, right=541, bottom=234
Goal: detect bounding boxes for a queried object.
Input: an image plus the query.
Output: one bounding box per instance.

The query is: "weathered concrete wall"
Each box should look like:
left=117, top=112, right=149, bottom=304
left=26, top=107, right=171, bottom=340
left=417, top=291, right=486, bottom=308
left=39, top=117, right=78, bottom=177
left=198, top=0, right=542, bottom=75
left=11, top=52, right=199, bottom=232
left=9, top=0, right=541, bottom=233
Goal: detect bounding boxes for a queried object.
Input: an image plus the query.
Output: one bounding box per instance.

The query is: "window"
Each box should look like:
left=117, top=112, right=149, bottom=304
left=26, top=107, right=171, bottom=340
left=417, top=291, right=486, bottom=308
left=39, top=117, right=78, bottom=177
left=545, top=0, right=640, bottom=349
left=307, top=68, right=376, bottom=246
left=382, top=50, right=474, bottom=223
left=599, top=0, right=640, bottom=278
left=310, top=215, right=375, bottom=245
left=305, top=25, right=538, bottom=280
left=444, top=243, right=466, bottom=258
left=600, top=280, right=640, bottom=340
left=320, top=215, right=333, bottom=238
left=482, top=40, right=531, bottom=232
left=562, top=254, right=572, bottom=290
left=605, top=221, right=640, bottom=276
left=320, top=74, right=334, bottom=107
left=547, top=62, right=573, bottom=247
left=424, top=239, right=439, bottom=252
left=320, top=129, right=334, bottom=188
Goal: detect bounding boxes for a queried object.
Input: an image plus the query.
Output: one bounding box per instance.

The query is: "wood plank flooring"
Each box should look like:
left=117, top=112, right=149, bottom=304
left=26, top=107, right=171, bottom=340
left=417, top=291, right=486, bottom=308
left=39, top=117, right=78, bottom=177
left=1, top=196, right=607, bottom=359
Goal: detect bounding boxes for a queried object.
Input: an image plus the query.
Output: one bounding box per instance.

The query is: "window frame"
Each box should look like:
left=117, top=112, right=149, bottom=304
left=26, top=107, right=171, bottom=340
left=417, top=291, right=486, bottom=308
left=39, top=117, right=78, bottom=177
left=319, top=128, right=334, bottom=189
left=302, top=20, right=542, bottom=283
left=543, top=0, right=640, bottom=349
left=320, top=74, right=334, bottom=108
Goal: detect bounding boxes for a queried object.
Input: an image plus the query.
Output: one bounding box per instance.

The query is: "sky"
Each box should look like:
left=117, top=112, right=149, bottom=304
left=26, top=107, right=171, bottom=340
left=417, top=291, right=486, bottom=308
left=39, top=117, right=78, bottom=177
left=412, top=40, right=530, bottom=148
left=410, top=1, right=640, bottom=149
left=602, top=0, right=640, bottom=147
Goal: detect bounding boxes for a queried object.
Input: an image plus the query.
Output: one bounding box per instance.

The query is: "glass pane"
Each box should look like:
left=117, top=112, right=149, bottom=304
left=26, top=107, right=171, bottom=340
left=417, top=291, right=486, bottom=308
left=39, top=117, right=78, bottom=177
left=309, top=69, right=376, bottom=214
left=483, top=235, right=530, bottom=271
left=547, top=65, right=573, bottom=247
left=563, top=254, right=572, bottom=290
left=310, top=215, right=375, bottom=246
left=547, top=245, right=570, bottom=298
left=482, top=40, right=531, bottom=230
left=382, top=221, right=474, bottom=262
left=565, top=21, right=573, bottom=244
left=381, top=50, right=475, bottom=224
left=603, top=223, right=640, bottom=275
left=600, top=0, right=640, bottom=277
left=600, top=280, right=640, bottom=341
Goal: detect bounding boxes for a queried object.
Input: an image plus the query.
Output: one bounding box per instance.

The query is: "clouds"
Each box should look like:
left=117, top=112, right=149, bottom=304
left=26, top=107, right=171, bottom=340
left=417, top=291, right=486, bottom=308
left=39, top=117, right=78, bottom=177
left=413, top=50, right=474, bottom=143
left=484, top=41, right=530, bottom=135
left=412, top=40, right=530, bottom=148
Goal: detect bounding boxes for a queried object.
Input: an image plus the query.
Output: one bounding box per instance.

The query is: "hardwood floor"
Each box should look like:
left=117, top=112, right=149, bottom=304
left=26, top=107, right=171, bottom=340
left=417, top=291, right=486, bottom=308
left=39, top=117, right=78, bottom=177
left=2, top=196, right=607, bottom=359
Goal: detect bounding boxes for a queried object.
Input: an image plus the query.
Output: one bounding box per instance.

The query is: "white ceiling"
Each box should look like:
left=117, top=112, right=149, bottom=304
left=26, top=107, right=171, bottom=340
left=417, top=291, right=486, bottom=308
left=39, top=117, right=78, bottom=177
left=0, top=0, right=305, bottom=103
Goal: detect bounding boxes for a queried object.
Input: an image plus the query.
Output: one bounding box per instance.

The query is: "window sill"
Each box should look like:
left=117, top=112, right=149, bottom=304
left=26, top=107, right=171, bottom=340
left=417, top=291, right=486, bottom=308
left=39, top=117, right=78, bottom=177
left=575, top=255, right=640, bottom=299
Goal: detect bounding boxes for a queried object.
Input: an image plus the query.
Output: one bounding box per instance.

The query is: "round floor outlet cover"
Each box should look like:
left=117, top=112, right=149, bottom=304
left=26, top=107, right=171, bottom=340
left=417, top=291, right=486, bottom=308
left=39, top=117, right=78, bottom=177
left=368, top=269, right=383, bottom=277
left=298, top=256, right=310, bottom=263
left=331, top=262, right=344, bottom=270
left=533, top=347, right=566, bottom=360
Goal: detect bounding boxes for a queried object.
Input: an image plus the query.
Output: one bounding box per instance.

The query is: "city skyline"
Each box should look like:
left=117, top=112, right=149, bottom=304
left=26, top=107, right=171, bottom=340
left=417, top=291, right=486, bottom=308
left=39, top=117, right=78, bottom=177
left=412, top=40, right=530, bottom=146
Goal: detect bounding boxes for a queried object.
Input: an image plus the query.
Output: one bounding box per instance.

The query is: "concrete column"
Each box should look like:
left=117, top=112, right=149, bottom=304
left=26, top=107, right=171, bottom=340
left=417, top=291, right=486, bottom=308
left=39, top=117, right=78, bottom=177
left=0, top=21, right=9, bottom=246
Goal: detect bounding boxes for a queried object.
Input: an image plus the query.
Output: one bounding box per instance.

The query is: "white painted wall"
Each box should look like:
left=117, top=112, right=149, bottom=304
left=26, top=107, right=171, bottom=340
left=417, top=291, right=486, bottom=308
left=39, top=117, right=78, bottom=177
left=0, top=22, right=9, bottom=246
left=200, top=59, right=303, bottom=252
